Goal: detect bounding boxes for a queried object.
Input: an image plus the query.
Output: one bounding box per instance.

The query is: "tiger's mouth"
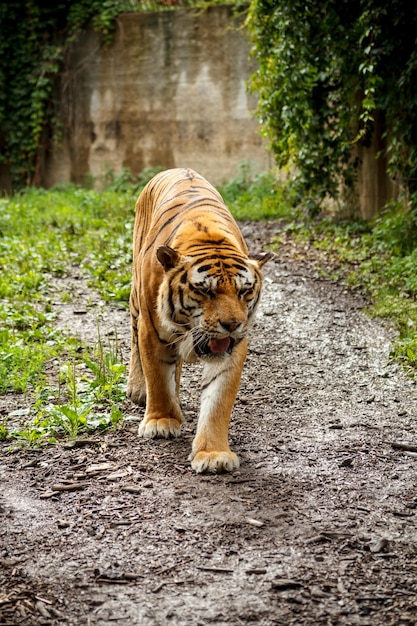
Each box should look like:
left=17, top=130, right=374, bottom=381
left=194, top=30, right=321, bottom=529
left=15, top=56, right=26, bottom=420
left=194, top=335, right=235, bottom=358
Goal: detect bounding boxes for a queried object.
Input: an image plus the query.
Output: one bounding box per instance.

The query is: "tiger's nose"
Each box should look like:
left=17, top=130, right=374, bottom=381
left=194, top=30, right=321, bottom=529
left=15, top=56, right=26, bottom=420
left=220, top=320, right=240, bottom=333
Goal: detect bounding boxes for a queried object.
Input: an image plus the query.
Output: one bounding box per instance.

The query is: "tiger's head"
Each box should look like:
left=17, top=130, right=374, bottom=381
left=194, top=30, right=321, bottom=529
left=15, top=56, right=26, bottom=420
left=155, top=244, right=274, bottom=363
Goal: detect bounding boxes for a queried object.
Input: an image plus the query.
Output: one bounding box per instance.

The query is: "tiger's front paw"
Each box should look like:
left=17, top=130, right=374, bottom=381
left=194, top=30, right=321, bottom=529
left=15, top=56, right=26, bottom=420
left=138, top=416, right=182, bottom=439
left=190, top=450, right=240, bottom=474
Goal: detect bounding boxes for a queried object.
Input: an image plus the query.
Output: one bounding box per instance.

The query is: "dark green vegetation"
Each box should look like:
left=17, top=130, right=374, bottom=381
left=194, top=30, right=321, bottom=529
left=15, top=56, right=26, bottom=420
left=0, top=169, right=416, bottom=446
left=247, top=0, right=417, bottom=217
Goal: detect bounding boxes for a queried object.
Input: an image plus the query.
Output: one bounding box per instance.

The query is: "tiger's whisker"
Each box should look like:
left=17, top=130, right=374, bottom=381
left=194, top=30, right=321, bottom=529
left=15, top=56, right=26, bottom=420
left=167, top=327, right=198, bottom=349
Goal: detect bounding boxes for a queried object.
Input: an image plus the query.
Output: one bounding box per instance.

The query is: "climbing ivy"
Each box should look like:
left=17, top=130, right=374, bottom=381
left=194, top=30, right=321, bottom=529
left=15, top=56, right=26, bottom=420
left=1, top=0, right=241, bottom=190
left=246, top=0, right=417, bottom=216
left=0, top=1, right=130, bottom=188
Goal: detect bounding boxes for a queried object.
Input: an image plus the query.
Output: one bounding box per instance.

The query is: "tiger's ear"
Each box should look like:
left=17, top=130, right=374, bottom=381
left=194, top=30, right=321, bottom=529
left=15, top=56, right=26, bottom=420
left=156, top=245, right=180, bottom=271
left=250, top=251, right=275, bottom=267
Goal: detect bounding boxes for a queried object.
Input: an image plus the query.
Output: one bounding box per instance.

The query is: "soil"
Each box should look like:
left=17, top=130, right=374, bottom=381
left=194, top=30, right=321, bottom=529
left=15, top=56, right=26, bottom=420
left=1, top=221, right=417, bottom=626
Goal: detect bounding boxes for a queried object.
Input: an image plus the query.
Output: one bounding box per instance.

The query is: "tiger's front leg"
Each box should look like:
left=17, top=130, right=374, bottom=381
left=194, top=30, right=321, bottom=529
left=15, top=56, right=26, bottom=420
left=190, top=339, right=247, bottom=473
left=137, top=323, right=184, bottom=439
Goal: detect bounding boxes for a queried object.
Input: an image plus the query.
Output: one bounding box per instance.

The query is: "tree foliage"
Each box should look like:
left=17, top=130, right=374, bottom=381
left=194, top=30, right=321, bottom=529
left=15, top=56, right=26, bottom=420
left=246, top=0, right=417, bottom=214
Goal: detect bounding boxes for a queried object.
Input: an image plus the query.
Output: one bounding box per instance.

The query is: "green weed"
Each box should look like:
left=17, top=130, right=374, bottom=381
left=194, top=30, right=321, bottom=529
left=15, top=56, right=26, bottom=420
left=83, top=329, right=126, bottom=404
left=0, top=305, right=65, bottom=394
left=46, top=342, right=126, bottom=440
left=0, top=419, right=9, bottom=441
left=6, top=338, right=126, bottom=446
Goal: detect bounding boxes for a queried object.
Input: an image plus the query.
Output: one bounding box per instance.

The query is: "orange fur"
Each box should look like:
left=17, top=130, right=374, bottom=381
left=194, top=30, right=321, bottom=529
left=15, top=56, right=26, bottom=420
left=127, top=168, right=273, bottom=473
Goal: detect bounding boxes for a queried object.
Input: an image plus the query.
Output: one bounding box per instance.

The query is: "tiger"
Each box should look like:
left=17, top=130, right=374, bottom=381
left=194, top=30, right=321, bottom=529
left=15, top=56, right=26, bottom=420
left=127, top=167, right=274, bottom=473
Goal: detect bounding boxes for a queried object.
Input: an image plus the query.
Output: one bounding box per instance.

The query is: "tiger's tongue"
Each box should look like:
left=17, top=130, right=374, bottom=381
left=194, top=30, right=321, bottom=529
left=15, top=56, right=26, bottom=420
left=208, top=337, right=231, bottom=353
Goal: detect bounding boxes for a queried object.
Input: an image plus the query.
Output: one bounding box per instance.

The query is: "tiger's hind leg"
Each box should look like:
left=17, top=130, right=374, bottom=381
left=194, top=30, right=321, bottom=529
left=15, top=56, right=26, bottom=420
left=127, top=309, right=147, bottom=406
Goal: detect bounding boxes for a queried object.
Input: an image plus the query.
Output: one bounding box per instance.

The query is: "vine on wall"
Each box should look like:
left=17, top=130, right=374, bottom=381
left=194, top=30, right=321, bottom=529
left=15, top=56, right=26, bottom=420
left=1, top=0, right=239, bottom=190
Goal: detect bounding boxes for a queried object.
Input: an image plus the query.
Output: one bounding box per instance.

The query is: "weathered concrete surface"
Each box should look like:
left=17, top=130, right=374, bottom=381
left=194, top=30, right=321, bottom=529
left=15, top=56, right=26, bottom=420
left=46, top=6, right=270, bottom=187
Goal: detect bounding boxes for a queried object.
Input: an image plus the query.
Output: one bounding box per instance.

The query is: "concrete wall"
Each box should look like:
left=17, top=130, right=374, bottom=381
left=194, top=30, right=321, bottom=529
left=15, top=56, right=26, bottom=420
left=45, top=6, right=270, bottom=188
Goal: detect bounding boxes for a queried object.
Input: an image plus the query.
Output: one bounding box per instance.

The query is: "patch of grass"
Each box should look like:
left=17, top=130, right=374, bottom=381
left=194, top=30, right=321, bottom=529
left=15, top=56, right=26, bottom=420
left=6, top=336, right=126, bottom=446
left=0, top=302, right=74, bottom=394
left=219, top=163, right=294, bottom=221
left=0, top=187, right=129, bottom=395
left=83, top=328, right=127, bottom=405
left=0, top=188, right=133, bottom=443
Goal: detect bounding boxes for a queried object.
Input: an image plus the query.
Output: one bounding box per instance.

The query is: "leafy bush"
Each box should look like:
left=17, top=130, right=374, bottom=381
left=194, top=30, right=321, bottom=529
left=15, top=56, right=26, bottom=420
left=247, top=0, right=417, bottom=217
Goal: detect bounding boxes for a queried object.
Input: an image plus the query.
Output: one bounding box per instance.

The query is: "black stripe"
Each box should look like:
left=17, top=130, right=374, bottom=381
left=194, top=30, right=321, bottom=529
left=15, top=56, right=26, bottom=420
left=197, top=264, right=214, bottom=273
left=168, top=284, right=176, bottom=319
left=186, top=249, right=244, bottom=259
left=219, top=263, right=249, bottom=275
left=143, top=209, right=184, bottom=255
left=146, top=304, right=169, bottom=345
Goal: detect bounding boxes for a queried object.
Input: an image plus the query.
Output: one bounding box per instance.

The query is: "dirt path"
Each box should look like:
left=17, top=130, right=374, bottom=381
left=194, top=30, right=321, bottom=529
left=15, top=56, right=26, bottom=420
left=1, top=222, right=417, bottom=626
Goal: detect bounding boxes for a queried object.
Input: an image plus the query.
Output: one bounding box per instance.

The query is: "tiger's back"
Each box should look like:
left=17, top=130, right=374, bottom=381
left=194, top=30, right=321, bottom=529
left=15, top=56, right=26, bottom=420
left=133, top=167, right=243, bottom=249
left=131, top=168, right=248, bottom=296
